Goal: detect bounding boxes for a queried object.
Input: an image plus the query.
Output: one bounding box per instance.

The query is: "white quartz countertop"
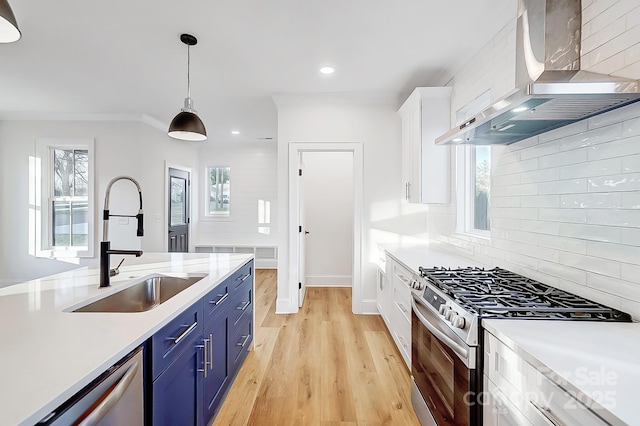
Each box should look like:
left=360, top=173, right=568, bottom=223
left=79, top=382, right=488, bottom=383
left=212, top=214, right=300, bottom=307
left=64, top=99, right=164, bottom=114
left=0, top=252, right=253, bottom=426
left=379, top=242, right=484, bottom=273
left=484, top=319, right=640, bottom=426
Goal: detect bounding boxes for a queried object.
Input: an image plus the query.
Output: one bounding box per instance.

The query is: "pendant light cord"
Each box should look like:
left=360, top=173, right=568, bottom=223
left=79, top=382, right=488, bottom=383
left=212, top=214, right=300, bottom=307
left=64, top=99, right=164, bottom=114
left=187, top=44, right=191, bottom=99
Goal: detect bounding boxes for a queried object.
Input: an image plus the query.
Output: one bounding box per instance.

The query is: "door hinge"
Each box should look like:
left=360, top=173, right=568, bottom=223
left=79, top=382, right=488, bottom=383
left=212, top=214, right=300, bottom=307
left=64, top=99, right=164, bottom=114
left=299, top=282, right=302, bottom=289
left=299, top=168, right=302, bottom=176
left=299, top=225, right=302, bottom=233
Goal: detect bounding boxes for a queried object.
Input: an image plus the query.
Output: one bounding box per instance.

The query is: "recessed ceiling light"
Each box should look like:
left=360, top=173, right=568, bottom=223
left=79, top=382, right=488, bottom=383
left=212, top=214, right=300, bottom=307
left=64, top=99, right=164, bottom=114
left=453, top=138, right=463, bottom=142
left=231, top=130, right=240, bottom=135
left=320, top=66, right=335, bottom=75
left=512, top=106, right=529, bottom=113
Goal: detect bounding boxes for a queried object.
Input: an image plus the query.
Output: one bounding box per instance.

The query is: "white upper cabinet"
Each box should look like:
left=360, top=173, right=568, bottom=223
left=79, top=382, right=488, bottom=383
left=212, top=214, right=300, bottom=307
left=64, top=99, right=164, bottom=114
left=398, top=87, right=452, bottom=204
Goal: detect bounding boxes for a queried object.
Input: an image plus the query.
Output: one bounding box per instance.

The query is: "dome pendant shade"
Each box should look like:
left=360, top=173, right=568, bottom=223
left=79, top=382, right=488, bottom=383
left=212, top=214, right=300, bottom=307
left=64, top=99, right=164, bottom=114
left=168, top=33, right=207, bottom=141
left=168, top=99, right=207, bottom=141
left=0, top=0, right=21, bottom=43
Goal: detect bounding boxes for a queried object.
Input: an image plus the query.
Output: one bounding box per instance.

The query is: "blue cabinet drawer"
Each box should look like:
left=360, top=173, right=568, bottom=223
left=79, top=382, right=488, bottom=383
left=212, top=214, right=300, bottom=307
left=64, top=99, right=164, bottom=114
left=230, top=282, right=252, bottom=327
left=229, top=315, right=252, bottom=371
left=230, top=261, right=253, bottom=290
left=203, top=280, right=230, bottom=324
left=151, top=301, right=203, bottom=380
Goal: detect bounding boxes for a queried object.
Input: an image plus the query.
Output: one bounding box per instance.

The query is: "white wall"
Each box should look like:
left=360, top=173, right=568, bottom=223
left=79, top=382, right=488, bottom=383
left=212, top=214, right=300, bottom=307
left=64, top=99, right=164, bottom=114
left=275, top=95, right=428, bottom=313
left=425, top=0, right=640, bottom=319
left=0, top=120, right=199, bottom=284
left=195, top=141, right=278, bottom=246
left=302, top=151, right=353, bottom=286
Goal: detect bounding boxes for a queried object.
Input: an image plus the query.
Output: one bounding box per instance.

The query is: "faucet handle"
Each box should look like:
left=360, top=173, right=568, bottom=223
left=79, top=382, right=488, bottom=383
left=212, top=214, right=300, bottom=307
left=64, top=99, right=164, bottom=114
left=110, top=258, right=125, bottom=277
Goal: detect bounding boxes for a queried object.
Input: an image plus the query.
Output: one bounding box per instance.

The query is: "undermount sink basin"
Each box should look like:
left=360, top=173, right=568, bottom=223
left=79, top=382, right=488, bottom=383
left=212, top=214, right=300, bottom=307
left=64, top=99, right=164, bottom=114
left=73, top=274, right=208, bottom=313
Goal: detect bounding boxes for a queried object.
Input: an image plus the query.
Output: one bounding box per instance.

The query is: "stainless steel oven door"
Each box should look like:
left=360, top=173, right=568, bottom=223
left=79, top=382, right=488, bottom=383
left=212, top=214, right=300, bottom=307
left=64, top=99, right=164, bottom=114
left=411, top=294, right=476, bottom=426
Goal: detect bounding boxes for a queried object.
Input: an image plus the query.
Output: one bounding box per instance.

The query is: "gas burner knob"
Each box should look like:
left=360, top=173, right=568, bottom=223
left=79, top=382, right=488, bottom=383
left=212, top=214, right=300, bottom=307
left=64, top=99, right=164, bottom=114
left=452, top=316, right=466, bottom=329
left=445, top=309, right=455, bottom=321
left=438, top=305, right=449, bottom=316
left=411, top=279, right=425, bottom=290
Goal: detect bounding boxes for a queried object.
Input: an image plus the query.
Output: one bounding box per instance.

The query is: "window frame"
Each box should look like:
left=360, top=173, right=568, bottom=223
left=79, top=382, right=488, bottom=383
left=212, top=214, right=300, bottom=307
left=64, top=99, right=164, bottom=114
left=203, top=166, right=231, bottom=219
left=456, top=145, right=491, bottom=239
left=35, top=139, right=95, bottom=258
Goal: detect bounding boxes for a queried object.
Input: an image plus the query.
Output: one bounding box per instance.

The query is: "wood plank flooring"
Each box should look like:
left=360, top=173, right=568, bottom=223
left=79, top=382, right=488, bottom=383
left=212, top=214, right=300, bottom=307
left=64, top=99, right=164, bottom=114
left=211, top=270, right=420, bottom=426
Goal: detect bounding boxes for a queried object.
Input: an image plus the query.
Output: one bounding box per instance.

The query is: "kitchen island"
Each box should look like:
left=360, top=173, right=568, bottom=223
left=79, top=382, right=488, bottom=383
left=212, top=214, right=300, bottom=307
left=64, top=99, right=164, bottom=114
left=0, top=252, right=253, bottom=426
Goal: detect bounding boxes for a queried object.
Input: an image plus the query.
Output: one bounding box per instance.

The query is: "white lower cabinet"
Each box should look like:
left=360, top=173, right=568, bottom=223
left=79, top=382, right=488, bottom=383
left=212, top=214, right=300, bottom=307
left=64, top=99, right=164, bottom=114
left=377, top=251, right=412, bottom=370
left=484, top=331, right=610, bottom=426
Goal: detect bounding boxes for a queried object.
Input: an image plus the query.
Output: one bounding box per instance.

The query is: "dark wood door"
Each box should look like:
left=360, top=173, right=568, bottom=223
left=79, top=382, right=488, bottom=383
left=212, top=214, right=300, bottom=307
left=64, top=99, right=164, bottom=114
left=168, top=167, right=190, bottom=252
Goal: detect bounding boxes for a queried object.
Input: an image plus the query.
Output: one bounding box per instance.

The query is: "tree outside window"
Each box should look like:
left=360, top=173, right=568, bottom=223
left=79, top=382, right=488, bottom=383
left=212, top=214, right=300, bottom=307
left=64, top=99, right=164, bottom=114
left=51, top=149, right=89, bottom=247
left=207, top=167, right=230, bottom=216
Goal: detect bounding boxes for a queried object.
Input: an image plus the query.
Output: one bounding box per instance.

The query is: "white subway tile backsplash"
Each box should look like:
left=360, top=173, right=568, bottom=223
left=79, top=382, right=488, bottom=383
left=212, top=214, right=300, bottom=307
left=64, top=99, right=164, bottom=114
left=492, top=157, right=539, bottom=176
left=539, top=208, right=587, bottom=224
left=621, top=263, right=640, bottom=282
left=520, top=219, right=560, bottom=236
left=560, top=192, right=622, bottom=208
left=620, top=227, right=640, bottom=246
left=504, top=183, right=538, bottom=197
left=588, top=209, right=640, bottom=227
left=519, top=168, right=560, bottom=184
left=559, top=123, right=622, bottom=151
left=559, top=251, right=621, bottom=277
left=520, top=195, right=560, bottom=208
left=588, top=136, right=640, bottom=161
left=519, top=142, right=559, bottom=161
left=539, top=148, right=588, bottom=169
left=491, top=196, right=521, bottom=208
left=620, top=191, right=640, bottom=208
left=587, top=273, right=640, bottom=302
left=559, top=157, right=622, bottom=179
left=621, top=154, right=640, bottom=173
left=538, top=179, right=588, bottom=195
left=587, top=240, right=640, bottom=265
left=492, top=207, right=538, bottom=220
left=537, top=234, right=588, bottom=255
left=537, top=260, right=587, bottom=285
left=559, top=223, right=622, bottom=243
left=490, top=217, right=521, bottom=231
left=582, top=16, right=626, bottom=55
left=588, top=173, right=640, bottom=192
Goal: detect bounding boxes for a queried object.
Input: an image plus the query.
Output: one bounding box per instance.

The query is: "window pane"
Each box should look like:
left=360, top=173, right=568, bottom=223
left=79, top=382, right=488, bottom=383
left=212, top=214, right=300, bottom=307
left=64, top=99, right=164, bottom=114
left=74, top=150, right=89, bottom=196
left=52, top=200, right=88, bottom=247
left=170, top=177, right=187, bottom=226
left=474, top=147, right=490, bottom=231
left=52, top=200, right=70, bottom=246
left=208, top=167, right=230, bottom=216
left=53, top=149, right=73, bottom=197
left=71, top=201, right=88, bottom=246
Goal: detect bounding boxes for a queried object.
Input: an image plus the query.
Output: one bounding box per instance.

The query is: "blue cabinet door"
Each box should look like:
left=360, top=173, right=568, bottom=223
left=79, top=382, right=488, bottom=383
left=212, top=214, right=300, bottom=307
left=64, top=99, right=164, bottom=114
left=202, top=311, right=229, bottom=423
left=152, top=333, right=202, bottom=426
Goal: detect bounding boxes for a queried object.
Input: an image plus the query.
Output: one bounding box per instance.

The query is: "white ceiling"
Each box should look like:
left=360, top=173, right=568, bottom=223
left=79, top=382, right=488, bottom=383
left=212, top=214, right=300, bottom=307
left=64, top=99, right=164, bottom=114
left=0, top=0, right=516, bottom=144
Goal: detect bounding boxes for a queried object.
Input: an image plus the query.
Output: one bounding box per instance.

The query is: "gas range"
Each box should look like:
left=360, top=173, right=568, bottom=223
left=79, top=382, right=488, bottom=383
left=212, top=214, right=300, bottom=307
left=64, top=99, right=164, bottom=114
left=413, top=266, right=632, bottom=347
left=410, top=265, right=632, bottom=426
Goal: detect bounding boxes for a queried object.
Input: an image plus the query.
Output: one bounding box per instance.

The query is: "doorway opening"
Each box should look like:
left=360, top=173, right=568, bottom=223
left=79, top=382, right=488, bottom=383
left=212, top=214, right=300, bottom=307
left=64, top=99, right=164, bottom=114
left=288, top=143, right=363, bottom=313
left=166, top=164, right=191, bottom=252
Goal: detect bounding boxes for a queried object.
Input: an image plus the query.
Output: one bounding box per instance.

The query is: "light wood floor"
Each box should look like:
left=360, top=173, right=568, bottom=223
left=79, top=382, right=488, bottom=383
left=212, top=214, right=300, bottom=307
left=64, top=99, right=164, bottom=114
left=212, top=270, right=420, bottom=426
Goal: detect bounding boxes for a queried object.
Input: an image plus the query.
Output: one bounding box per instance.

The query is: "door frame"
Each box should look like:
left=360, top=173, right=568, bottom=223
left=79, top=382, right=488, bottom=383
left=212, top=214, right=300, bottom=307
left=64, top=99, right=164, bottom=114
left=164, top=162, right=193, bottom=252
left=288, top=142, right=364, bottom=314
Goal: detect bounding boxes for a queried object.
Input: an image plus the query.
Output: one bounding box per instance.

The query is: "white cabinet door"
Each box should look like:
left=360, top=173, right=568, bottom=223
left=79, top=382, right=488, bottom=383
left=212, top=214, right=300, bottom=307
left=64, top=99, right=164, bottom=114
left=398, top=87, right=452, bottom=204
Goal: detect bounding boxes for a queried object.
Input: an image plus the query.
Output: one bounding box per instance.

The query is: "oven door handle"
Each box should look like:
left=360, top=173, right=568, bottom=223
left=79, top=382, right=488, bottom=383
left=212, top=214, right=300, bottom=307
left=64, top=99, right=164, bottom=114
left=411, top=297, right=469, bottom=362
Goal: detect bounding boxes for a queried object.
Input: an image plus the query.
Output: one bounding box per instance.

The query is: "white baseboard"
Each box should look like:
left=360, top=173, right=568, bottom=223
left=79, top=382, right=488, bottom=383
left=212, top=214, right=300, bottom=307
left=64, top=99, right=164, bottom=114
left=359, top=298, right=379, bottom=315
left=305, top=275, right=352, bottom=287
left=275, top=297, right=298, bottom=314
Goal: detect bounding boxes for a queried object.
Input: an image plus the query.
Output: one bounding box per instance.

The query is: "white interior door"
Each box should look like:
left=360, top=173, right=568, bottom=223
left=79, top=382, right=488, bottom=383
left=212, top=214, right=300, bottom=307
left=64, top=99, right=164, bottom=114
left=298, top=153, right=307, bottom=307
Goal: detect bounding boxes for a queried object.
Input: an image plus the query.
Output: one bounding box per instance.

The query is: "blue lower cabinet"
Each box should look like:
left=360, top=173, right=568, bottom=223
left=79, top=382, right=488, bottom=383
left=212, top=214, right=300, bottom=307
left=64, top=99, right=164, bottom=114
left=202, top=311, right=229, bottom=422
left=149, top=260, right=254, bottom=425
left=151, top=332, right=202, bottom=426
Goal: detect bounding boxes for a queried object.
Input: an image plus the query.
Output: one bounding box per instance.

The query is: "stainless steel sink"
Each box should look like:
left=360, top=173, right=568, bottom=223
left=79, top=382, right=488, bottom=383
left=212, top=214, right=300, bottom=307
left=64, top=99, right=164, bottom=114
left=73, top=274, right=208, bottom=313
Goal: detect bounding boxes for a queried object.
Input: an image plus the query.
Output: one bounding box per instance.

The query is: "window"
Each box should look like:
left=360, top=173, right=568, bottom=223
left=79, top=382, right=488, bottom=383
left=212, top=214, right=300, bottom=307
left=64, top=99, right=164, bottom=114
left=456, top=145, right=491, bottom=237
left=205, top=166, right=230, bottom=217
left=33, top=139, right=95, bottom=257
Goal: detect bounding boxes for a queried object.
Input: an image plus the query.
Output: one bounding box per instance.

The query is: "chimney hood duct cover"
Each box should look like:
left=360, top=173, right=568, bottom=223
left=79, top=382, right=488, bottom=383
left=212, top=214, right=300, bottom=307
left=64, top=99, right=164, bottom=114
left=437, top=0, right=640, bottom=146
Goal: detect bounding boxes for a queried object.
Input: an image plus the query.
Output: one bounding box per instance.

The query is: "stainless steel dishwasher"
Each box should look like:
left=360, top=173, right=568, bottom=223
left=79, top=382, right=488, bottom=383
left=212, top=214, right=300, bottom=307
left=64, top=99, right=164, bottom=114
left=38, top=347, right=144, bottom=425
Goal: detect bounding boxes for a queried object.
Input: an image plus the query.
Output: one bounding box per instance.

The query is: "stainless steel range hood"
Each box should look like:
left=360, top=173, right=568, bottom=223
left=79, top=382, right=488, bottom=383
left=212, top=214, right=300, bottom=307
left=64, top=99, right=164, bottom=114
left=436, top=0, right=640, bottom=146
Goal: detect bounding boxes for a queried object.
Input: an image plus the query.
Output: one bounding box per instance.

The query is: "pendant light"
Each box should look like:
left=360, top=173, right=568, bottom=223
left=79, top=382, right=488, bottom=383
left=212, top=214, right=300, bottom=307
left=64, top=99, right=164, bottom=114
left=168, top=33, right=207, bottom=141
left=0, top=0, right=21, bottom=43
